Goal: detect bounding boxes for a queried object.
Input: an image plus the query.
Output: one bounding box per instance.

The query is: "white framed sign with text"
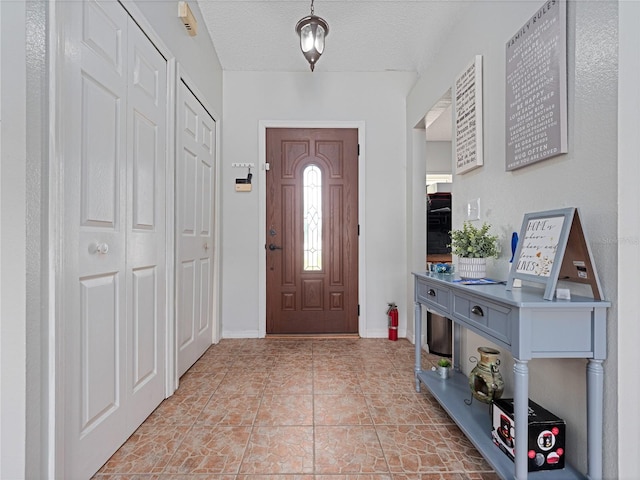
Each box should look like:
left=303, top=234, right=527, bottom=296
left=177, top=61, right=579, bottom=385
left=454, top=55, right=483, bottom=174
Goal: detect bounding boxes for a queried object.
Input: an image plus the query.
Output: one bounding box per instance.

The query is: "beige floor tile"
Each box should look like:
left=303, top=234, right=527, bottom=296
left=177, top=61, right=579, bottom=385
left=392, top=474, right=499, bottom=480
left=97, top=425, right=190, bottom=475
left=314, top=370, right=362, bottom=395
left=255, top=394, right=313, bottom=425
left=163, top=426, right=251, bottom=474
left=239, top=426, right=314, bottom=474
left=237, top=476, right=314, bottom=480
left=196, top=393, right=261, bottom=425
left=314, top=355, right=365, bottom=373
left=174, top=371, right=226, bottom=397
left=358, top=371, right=417, bottom=395
left=143, top=393, right=211, bottom=426
left=312, top=339, right=363, bottom=356
left=189, top=352, right=237, bottom=372
left=429, top=424, right=492, bottom=473
left=91, top=474, right=163, bottom=479
left=272, top=355, right=314, bottom=370
left=95, top=339, right=495, bottom=479
left=365, top=394, right=434, bottom=425
left=269, top=341, right=314, bottom=356
left=375, top=424, right=490, bottom=474
left=215, top=371, right=268, bottom=395
left=314, top=394, right=373, bottom=425
left=375, top=425, right=452, bottom=473
left=265, top=368, right=313, bottom=394
left=316, top=476, right=393, bottom=480
left=156, top=476, right=237, bottom=480
left=315, top=426, right=389, bottom=474
left=227, top=354, right=277, bottom=372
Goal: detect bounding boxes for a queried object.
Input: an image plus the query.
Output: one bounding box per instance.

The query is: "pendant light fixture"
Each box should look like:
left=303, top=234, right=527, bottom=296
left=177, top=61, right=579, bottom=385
left=295, top=0, right=329, bottom=71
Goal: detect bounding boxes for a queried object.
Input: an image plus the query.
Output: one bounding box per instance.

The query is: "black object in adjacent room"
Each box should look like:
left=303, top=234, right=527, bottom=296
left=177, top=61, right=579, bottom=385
left=427, top=193, right=452, bottom=255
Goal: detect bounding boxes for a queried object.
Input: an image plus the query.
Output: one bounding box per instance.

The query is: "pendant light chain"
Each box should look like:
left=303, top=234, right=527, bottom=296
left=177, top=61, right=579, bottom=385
left=310, top=0, right=314, bottom=15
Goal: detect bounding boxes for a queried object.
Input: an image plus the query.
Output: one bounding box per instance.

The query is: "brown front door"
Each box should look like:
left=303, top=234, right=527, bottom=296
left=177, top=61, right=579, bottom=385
left=266, top=128, right=359, bottom=334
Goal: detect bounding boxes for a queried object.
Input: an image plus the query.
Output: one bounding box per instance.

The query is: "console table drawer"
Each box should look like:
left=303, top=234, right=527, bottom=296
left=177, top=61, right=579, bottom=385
left=452, top=294, right=512, bottom=346
left=416, top=277, right=451, bottom=314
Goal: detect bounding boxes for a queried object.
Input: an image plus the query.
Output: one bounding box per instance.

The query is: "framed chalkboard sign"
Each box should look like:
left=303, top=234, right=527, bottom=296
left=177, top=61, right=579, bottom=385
left=506, top=207, right=603, bottom=300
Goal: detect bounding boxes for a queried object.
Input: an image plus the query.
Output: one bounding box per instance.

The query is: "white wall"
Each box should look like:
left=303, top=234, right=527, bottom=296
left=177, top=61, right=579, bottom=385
left=129, top=0, right=222, bottom=114
left=407, top=0, right=619, bottom=476
left=425, top=141, right=452, bottom=174
left=221, top=71, right=416, bottom=338
left=616, top=1, right=640, bottom=477
left=0, top=1, right=27, bottom=477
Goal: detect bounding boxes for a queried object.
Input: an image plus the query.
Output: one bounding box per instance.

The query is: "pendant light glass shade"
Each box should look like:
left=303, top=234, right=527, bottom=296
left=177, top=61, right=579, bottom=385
left=295, top=1, right=328, bottom=71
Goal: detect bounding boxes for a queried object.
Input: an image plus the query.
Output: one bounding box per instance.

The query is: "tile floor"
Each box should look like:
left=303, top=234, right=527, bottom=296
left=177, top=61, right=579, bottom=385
left=93, top=338, right=499, bottom=480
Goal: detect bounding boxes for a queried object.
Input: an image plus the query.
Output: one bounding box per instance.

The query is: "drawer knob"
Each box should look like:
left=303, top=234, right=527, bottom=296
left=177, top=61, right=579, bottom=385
left=428, top=289, right=436, bottom=297
left=471, top=305, right=484, bottom=316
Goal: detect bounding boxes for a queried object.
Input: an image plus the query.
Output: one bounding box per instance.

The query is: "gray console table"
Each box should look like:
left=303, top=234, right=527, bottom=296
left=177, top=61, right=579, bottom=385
left=413, top=272, right=609, bottom=480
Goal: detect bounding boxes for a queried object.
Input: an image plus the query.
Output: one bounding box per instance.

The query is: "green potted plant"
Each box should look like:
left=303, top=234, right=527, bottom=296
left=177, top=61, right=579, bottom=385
left=449, top=221, right=499, bottom=279
left=436, top=358, right=452, bottom=379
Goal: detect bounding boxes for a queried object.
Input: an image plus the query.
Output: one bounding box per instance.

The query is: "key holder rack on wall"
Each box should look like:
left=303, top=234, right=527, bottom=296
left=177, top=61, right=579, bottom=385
left=506, top=207, right=604, bottom=300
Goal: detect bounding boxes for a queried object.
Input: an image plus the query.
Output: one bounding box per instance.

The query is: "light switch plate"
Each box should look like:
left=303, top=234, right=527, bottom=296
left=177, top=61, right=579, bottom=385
left=467, top=198, right=480, bottom=220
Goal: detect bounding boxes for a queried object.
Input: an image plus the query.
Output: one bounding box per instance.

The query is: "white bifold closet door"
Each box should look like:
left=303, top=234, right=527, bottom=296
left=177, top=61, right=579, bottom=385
left=176, top=80, right=215, bottom=377
left=61, top=1, right=167, bottom=478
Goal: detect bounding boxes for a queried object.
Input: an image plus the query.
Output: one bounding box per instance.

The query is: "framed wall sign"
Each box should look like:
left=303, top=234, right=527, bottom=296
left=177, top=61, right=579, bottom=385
left=507, top=207, right=603, bottom=300
left=505, top=0, right=568, bottom=170
left=454, top=55, right=483, bottom=174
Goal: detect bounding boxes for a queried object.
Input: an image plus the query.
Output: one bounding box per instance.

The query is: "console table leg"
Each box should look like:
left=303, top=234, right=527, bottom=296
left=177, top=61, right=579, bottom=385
left=587, top=359, right=604, bottom=480
left=513, top=359, right=529, bottom=480
left=414, top=302, right=422, bottom=392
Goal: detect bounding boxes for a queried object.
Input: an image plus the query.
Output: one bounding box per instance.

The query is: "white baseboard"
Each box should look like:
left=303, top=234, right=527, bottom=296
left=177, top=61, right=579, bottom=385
left=221, top=330, right=263, bottom=339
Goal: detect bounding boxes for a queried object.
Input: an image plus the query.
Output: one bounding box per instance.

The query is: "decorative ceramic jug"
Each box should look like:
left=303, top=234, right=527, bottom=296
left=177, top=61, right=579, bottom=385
left=468, top=347, right=504, bottom=403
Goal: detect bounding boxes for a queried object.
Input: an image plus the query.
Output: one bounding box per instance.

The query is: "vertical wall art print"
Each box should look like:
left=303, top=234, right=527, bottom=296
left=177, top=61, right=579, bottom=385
left=505, top=0, right=567, bottom=171
left=454, top=55, right=483, bottom=174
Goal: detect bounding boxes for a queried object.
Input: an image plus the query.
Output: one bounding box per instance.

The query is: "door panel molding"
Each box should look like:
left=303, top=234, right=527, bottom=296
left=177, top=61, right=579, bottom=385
left=258, top=121, right=366, bottom=338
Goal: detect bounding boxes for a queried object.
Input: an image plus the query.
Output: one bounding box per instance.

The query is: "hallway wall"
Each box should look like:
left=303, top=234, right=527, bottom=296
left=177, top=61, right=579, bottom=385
left=221, top=71, right=416, bottom=339
left=406, top=0, right=618, bottom=476
left=1, top=2, right=28, bottom=478
left=128, top=0, right=222, bottom=114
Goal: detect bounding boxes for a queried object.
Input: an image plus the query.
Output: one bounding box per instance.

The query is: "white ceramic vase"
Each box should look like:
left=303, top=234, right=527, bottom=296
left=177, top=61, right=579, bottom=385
left=458, top=257, right=487, bottom=279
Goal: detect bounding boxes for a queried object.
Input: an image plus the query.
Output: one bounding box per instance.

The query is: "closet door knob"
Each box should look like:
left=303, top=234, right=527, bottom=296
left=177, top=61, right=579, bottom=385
left=92, top=242, right=109, bottom=255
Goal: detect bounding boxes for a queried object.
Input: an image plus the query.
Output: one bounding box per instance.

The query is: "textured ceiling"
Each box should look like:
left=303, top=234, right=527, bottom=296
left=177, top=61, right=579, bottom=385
left=197, top=0, right=470, bottom=73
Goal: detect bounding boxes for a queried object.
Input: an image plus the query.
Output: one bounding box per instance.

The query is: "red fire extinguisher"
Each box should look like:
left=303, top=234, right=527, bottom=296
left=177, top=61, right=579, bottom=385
left=387, top=303, right=398, bottom=341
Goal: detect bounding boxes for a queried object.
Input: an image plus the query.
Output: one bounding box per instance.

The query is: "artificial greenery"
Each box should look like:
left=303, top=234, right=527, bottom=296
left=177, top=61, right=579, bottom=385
left=449, top=221, right=499, bottom=258
left=437, top=358, right=451, bottom=368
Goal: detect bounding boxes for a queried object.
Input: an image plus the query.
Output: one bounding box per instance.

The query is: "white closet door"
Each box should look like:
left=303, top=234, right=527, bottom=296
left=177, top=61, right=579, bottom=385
left=61, top=1, right=167, bottom=478
left=176, top=80, right=215, bottom=377
left=125, top=12, right=167, bottom=429
left=62, top=1, right=129, bottom=478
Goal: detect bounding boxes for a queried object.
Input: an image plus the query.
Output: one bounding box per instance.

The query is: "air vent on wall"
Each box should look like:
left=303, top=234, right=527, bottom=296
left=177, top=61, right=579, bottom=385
left=178, top=1, right=198, bottom=36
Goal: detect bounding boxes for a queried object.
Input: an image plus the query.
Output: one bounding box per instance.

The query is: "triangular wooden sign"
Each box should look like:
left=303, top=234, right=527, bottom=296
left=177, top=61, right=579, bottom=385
left=506, top=207, right=603, bottom=300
